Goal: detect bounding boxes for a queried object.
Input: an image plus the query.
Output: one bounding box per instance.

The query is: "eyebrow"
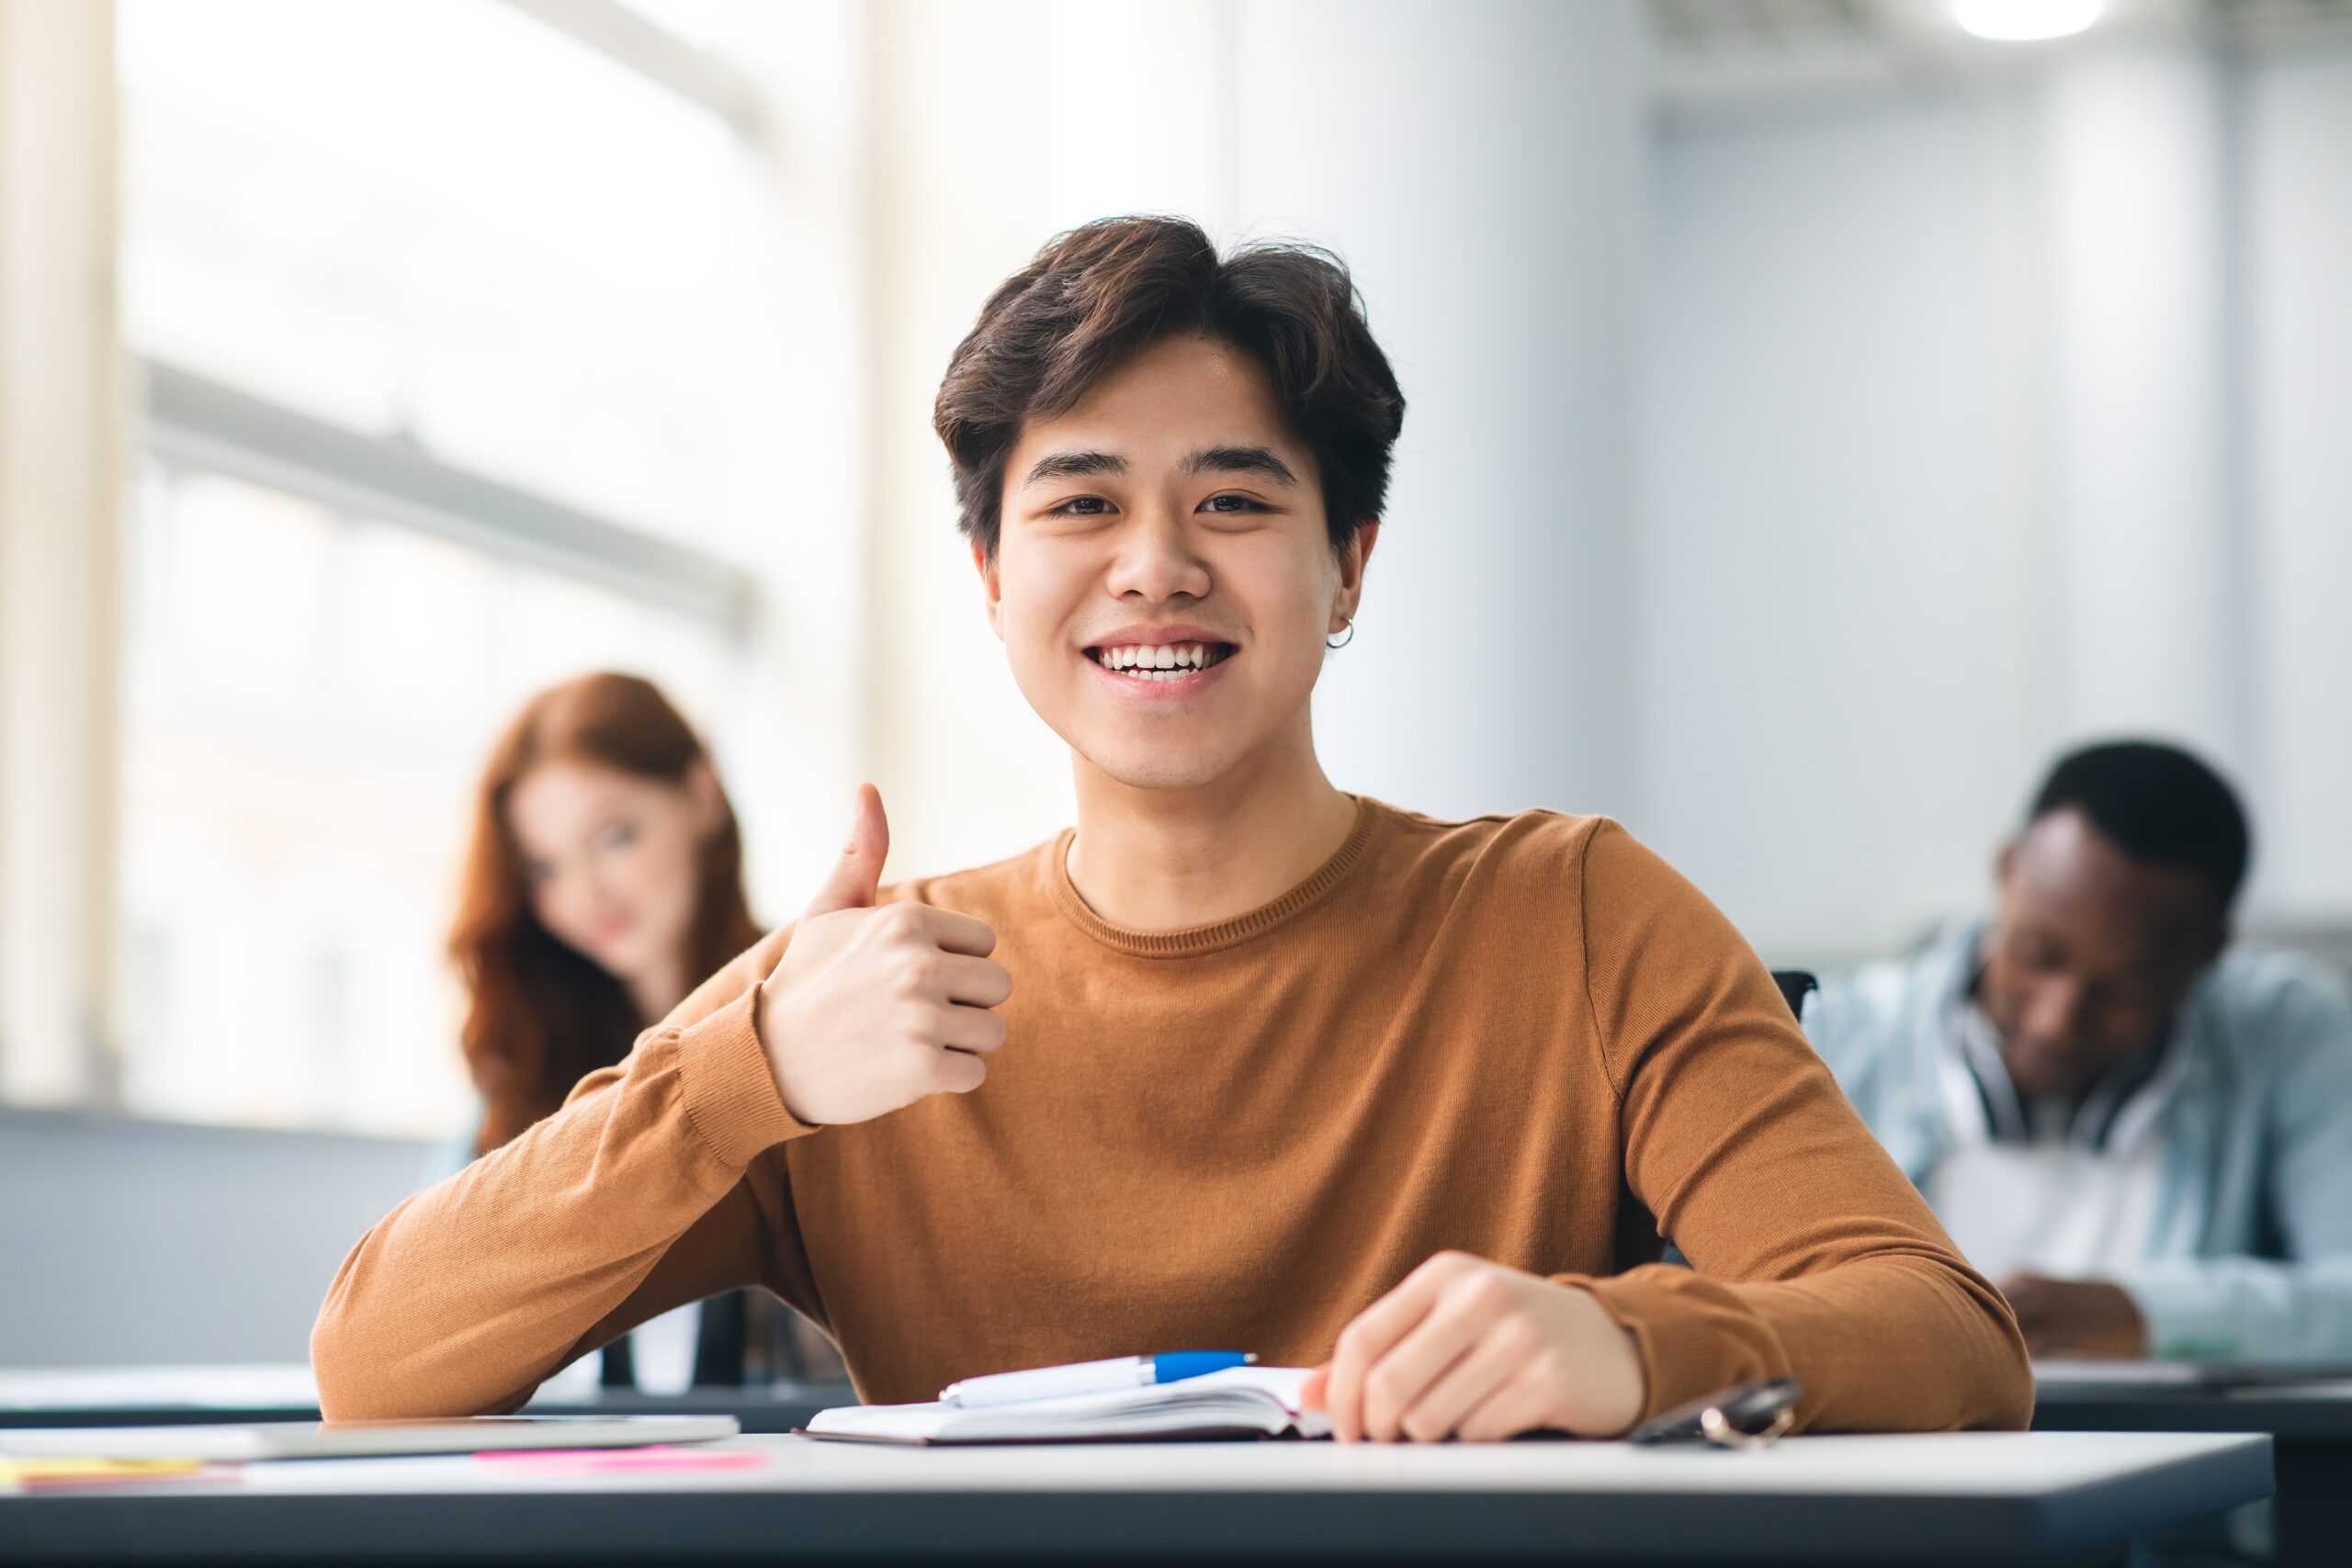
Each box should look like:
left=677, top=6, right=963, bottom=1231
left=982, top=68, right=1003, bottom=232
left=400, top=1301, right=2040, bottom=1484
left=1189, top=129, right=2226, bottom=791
left=1018, top=444, right=1300, bottom=491
left=1182, top=445, right=1297, bottom=485
left=1021, top=450, right=1125, bottom=488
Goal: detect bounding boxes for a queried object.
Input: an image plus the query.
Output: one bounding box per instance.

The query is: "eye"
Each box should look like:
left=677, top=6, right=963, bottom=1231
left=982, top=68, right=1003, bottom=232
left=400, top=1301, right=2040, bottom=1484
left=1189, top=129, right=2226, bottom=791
left=1047, top=495, right=1114, bottom=516
left=1200, top=493, right=1267, bottom=514
left=2010, top=931, right=2063, bottom=974
left=595, top=820, right=639, bottom=852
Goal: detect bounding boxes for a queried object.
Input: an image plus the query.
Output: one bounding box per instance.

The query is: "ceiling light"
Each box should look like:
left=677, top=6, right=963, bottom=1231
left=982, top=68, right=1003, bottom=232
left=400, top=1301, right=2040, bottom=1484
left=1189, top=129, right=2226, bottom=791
left=1952, top=0, right=2104, bottom=41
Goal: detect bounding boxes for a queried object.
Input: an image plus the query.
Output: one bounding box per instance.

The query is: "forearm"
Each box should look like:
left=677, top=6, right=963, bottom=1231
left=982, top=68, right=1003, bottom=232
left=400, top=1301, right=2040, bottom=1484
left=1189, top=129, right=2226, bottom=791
left=1577, top=1250, right=2032, bottom=1433
left=311, top=988, right=808, bottom=1418
left=2116, top=1257, right=2352, bottom=1362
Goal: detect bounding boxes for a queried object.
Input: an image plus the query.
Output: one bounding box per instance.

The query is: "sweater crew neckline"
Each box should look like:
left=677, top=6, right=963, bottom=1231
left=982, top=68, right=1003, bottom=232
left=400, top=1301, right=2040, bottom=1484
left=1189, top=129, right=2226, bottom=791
left=1046, top=795, right=1384, bottom=959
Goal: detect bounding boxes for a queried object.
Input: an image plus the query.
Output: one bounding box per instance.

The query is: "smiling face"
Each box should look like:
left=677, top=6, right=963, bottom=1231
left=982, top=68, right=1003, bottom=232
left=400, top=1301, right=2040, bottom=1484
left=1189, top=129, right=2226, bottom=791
left=504, top=758, right=718, bottom=991
left=976, top=334, right=1374, bottom=793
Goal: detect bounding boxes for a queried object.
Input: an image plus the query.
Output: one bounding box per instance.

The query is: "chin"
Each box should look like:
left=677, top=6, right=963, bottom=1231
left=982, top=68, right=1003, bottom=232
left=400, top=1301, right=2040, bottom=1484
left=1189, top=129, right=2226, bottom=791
left=579, top=939, right=648, bottom=984
left=2007, top=1054, right=2092, bottom=1103
left=1078, top=740, right=1242, bottom=793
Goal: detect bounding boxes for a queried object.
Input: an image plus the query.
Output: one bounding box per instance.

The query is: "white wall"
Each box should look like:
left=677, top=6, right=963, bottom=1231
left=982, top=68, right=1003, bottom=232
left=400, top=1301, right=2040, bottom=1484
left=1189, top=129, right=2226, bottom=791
left=2245, top=50, right=2352, bottom=921
left=1638, top=92, right=2041, bottom=954
left=1640, top=44, right=2352, bottom=959
left=2041, top=48, right=2243, bottom=762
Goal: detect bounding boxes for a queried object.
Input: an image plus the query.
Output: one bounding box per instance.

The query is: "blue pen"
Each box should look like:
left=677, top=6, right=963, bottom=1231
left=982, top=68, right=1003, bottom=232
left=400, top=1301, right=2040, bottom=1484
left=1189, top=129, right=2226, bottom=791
left=940, top=1352, right=1256, bottom=1407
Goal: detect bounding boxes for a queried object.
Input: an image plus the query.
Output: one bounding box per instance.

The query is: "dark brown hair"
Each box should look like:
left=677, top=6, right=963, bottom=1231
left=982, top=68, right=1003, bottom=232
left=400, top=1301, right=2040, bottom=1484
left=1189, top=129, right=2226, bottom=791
left=933, top=216, right=1406, bottom=557
left=450, top=672, right=760, bottom=1155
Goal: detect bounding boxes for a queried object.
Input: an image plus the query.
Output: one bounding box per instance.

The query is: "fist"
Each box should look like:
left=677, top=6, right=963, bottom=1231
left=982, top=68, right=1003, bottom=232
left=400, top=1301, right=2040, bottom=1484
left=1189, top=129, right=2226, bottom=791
left=758, top=784, right=1013, bottom=1125
left=1303, top=1252, right=1648, bottom=1442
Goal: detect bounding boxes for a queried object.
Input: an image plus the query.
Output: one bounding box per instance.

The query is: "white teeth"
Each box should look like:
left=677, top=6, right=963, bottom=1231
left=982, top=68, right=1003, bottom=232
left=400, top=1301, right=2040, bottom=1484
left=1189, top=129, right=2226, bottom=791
left=1094, top=641, right=1223, bottom=680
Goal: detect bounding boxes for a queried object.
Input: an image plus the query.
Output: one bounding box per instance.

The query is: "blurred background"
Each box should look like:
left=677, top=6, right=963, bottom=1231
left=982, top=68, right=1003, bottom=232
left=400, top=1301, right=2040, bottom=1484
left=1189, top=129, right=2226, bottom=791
left=0, top=0, right=2346, bottom=1370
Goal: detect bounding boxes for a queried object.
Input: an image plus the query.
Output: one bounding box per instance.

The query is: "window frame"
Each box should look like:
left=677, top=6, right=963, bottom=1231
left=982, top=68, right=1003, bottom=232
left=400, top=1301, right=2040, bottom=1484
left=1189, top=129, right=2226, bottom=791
left=141, top=361, right=759, bottom=636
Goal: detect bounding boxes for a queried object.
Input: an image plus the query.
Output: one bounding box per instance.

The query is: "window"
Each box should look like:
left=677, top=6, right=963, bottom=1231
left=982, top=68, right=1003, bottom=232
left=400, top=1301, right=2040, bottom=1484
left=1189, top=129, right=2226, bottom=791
left=113, top=0, right=770, bottom=1135
left=119, top=0, right=751, bottom=547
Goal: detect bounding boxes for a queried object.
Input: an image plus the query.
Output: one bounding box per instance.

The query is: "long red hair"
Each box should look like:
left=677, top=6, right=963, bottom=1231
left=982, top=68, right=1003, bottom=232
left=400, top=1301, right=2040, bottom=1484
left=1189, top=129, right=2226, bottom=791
left=452, top=672, right=761, bottom=1155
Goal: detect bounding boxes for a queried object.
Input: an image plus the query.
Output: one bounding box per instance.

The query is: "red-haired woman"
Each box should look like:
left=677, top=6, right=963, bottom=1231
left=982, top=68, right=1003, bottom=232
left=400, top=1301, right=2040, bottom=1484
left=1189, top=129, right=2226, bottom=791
left=449, top=671, right=832, bottom=1391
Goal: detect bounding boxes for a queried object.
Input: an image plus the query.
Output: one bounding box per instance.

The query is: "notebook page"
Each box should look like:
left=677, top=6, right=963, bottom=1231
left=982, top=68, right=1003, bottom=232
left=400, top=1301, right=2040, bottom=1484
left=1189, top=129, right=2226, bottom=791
left=806, top=1366, right=1329, bottom=1442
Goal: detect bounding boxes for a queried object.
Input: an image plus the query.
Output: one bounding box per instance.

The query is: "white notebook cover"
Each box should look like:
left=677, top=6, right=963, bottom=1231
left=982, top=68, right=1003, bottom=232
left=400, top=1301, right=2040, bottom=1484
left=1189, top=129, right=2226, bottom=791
left=804, top=1366, right=1331, bottom=1446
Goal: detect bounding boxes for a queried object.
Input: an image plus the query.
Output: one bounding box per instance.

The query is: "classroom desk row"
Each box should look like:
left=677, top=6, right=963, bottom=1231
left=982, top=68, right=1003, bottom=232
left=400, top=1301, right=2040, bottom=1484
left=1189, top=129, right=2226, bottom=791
left=2, top=1363, right=2337, bottom=1565
left=0, top=1429, right=2272, bottom=1566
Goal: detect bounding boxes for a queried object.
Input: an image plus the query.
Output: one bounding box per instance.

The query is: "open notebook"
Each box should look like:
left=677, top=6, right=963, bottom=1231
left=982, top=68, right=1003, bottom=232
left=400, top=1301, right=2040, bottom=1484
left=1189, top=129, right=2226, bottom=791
left=804, top=1366, right=1331, bottom=1445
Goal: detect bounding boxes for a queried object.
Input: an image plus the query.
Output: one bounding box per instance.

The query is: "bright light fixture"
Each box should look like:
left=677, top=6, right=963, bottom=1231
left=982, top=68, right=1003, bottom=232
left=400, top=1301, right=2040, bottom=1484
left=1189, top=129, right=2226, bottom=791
left=1952, top=0, right=2104, bottom=41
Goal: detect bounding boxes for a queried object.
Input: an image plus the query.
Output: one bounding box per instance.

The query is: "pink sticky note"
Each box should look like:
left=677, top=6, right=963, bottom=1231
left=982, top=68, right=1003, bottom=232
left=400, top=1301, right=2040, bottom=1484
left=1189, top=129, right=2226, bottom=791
left=475, top=1445, right=766, bottom=1474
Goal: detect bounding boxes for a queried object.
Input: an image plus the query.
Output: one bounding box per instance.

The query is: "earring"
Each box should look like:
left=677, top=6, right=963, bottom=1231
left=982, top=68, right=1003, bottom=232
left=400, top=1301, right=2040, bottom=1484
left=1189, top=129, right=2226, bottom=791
left=1326, top=617, right=1355, bottom=650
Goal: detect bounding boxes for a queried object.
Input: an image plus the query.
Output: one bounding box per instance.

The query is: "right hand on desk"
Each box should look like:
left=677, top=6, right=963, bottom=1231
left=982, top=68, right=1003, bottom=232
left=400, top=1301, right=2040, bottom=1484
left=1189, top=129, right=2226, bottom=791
left=758, top=784, right=1012, bottom=1124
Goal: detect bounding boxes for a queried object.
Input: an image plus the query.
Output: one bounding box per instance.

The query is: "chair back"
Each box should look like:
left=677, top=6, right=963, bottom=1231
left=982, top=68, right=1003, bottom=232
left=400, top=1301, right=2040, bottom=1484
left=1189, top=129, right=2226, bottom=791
left=1770, top=969, right=1818, bottom=1021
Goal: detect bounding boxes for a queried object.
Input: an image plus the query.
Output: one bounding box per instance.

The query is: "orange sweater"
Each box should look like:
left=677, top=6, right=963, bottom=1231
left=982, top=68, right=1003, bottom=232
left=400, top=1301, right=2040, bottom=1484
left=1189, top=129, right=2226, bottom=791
left=313, top=801, right=2031, bottom=1430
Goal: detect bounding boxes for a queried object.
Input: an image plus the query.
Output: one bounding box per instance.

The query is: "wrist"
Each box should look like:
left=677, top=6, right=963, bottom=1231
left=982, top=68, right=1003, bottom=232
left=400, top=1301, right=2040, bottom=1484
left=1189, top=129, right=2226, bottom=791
left=684, top=983, right=814, bottom=1162
left=1570, top=1286, right=1648, bottom=1436
left=751, top=973, right=809, bottom=1124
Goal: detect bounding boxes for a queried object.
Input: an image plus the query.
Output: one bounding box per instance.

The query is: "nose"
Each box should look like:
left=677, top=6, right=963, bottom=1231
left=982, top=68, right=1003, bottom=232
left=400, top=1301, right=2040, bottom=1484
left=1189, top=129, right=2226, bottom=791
left=578, top=852, right=621, bottom=911
left=1103, top=504, right=1212, bottom=604
left=2019, top=979, right=2091, bottom=1053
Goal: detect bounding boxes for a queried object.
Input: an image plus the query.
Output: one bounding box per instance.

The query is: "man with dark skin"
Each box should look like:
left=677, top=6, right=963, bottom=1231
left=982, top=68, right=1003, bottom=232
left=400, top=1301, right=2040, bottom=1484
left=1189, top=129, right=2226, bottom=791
left=1813, top=741, right=2352, bottom=1361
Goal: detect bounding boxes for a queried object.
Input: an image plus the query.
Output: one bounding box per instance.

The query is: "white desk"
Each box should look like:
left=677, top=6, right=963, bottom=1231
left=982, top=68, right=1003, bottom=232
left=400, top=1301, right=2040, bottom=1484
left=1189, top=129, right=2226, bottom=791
left=0, top=1366, right=321, bottom=1413
left=0, top=1364, right=852, bottom=1434
left=0, top=1429, right=2272, bottom=1562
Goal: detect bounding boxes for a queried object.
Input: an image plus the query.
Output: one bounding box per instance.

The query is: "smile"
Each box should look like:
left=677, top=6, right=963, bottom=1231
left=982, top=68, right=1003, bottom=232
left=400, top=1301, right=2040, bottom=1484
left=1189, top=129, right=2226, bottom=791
left=1083, top=641, right=1238, bottom=682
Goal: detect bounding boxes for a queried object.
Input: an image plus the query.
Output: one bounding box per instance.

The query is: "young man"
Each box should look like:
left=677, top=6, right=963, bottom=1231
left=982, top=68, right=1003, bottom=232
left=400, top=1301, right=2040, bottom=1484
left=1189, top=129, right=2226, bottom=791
left=1808, top=742, right=2352, bottom=1361
left=314, top=218, right=2030, bottom=1438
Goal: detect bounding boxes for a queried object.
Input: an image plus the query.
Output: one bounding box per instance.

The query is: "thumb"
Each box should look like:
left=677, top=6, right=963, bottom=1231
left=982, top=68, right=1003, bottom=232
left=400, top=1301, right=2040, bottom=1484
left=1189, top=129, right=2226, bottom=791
left=1298, top=1364, right=1330, bottom=1412
left=804, top=784, right=888, bottom=918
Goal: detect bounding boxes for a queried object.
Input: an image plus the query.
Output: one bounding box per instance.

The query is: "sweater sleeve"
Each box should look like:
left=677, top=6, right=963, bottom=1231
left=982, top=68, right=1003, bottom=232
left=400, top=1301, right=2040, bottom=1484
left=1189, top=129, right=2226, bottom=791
left=311, top=929, right=817, bottom=1419
left=1559, top=821, right=2033, bottom=1434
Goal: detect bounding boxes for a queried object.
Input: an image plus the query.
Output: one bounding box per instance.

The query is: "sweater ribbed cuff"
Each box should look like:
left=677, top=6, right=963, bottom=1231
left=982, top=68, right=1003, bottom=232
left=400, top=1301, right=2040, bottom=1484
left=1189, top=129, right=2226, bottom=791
left=1558, top=1271, right=1736, bottom=1424
left=674, top=983, right=813, bottom=1168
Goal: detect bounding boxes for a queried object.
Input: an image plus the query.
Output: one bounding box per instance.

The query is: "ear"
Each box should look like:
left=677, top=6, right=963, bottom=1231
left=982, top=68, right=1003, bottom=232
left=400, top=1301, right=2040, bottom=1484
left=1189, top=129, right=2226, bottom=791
left=1995, top=839, right=2017, bottom=890
left=972, top=537, right=1004, bottom=642
left=1332, top=520, right=1380, bottom=633
left=2199, top=916, right=2233, bottom=971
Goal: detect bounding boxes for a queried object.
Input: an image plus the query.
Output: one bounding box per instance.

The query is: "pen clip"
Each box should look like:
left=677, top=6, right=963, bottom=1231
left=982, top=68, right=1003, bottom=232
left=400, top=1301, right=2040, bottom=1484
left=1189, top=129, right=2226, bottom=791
left=1626, top=1376, right=1801, bottom=1450
left=1697, top=1402, right=1794, bottom=1451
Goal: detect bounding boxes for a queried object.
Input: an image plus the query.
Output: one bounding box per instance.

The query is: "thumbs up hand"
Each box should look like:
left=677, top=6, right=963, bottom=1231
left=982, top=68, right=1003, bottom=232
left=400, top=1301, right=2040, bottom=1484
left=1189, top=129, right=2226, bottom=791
left=757, top=785, right=1012, bottom=1126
